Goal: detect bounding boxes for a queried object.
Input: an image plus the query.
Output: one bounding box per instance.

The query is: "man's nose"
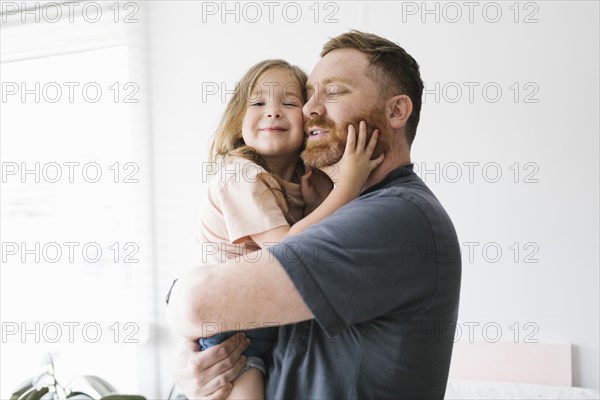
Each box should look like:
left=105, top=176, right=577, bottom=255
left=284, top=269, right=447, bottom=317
left=303, top=94, right=324, bottom=118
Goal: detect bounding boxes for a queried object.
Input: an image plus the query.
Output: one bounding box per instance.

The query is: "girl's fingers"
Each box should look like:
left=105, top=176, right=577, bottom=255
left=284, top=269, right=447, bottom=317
left=369, top=153, right=385, bottom=170
left=365, top=129, right=380, bottom=154
left=345, top=124, right=357, bottom=153
left=356, top=121, right=367, bottom=151
left=301, top=167, right=313, bottom=182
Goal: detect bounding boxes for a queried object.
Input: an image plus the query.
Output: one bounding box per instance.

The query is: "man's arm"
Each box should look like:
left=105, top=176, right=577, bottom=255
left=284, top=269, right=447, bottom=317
left=167, top=251, right=313, bottom=339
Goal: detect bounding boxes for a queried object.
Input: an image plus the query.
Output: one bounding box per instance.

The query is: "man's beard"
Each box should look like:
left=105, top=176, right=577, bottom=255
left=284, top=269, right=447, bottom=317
left=301, top=104, right=392, bottom=169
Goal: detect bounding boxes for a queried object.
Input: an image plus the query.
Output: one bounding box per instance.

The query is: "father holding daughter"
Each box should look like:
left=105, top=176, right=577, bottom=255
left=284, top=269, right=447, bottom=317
left=167, top=30, right=461, bottom=399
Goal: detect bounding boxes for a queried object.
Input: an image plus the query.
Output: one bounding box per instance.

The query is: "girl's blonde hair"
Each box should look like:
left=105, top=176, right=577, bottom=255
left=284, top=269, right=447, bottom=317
left=209, top=59, right=308, bottom=224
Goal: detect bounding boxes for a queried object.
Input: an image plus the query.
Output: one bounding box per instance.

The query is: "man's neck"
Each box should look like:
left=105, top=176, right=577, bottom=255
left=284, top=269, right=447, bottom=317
left=363, top=155, right=411, bottom=192
left=362, top=134, right=412, bottom=191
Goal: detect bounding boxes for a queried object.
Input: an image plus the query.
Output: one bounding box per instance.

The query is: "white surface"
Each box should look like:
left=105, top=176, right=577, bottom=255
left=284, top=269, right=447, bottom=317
left=449, top=342, right=572, bottom=386
left=445, top=379, right=600, bottom=400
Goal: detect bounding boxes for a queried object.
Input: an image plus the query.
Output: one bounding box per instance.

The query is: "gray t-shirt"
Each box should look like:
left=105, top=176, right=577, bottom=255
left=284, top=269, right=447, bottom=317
left=266, top=165, right=461, bottom=399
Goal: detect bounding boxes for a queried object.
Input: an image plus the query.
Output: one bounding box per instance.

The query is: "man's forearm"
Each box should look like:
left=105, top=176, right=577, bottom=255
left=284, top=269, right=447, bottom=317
left=166, top=254, right=313, bottom=338
left=166, top=266, right=216, bottom=339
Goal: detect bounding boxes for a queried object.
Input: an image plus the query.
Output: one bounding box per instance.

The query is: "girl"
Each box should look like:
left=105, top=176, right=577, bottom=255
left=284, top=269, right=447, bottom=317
left=196, top=59, right=383, bottom=399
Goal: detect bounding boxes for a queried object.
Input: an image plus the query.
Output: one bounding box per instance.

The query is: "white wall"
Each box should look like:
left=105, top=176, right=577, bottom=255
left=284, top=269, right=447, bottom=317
left=146, top=1, right=599, bottom=393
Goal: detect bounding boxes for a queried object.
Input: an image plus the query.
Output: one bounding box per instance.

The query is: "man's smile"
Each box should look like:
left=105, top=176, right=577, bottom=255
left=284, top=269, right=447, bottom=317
left=306, top=127, right=330, bottom=141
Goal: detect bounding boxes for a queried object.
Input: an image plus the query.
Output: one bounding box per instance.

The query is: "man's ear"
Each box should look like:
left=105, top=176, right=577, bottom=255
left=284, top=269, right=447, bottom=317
left=387, top=94, right=413, bottom=129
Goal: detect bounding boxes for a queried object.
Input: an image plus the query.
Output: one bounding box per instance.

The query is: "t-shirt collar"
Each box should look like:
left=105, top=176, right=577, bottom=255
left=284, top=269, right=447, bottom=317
left=361, top=163, right=415, bottom=196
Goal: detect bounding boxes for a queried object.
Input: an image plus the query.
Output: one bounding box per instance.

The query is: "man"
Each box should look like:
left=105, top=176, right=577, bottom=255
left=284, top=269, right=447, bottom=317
left=167, top=30, right=461, bottom=399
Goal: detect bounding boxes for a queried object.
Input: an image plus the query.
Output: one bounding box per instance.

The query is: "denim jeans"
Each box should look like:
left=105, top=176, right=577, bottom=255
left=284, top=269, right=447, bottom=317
left=199, top=327, right=278, bottom=358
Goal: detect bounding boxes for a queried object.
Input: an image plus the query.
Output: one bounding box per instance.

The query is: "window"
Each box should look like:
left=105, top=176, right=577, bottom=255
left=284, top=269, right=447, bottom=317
left=0, top=2, right=157, bottom=397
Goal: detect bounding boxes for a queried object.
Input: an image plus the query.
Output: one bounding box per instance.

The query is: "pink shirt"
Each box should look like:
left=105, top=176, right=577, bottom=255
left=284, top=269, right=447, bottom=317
left=200, top=157, right=305, bottom=265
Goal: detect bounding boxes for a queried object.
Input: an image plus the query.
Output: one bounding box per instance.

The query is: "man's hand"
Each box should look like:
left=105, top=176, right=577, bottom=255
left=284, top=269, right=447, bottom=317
left=172, top=334, right=250, bottom=399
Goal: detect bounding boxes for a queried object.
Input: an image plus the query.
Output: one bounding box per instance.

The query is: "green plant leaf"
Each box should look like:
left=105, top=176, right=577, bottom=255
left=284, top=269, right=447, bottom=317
left=9, top=378, right=33, bottom=400
left=74, top=376, right=117, bottom=397
left=66, top=392, right=95, bottom=399
left=23, top=387, right=49, bottom=400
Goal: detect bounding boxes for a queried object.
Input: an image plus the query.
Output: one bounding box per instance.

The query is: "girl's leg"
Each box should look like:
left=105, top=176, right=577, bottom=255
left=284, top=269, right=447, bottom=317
left=227, top=367, right=264, bottom=400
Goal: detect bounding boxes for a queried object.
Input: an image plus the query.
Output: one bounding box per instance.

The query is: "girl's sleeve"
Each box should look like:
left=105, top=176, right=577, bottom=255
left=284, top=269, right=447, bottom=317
left=217, top=160, right=289, bottom=244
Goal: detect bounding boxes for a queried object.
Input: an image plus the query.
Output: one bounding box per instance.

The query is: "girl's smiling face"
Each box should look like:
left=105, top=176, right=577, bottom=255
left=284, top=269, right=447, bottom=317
left=241, top=68, right=305, bottom=164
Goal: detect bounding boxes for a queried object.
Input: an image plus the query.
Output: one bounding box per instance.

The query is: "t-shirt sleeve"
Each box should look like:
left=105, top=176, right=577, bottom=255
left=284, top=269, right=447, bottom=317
left=268, top=191, right=442, bottom=337
left=217, top=161, right=289, bottom=244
